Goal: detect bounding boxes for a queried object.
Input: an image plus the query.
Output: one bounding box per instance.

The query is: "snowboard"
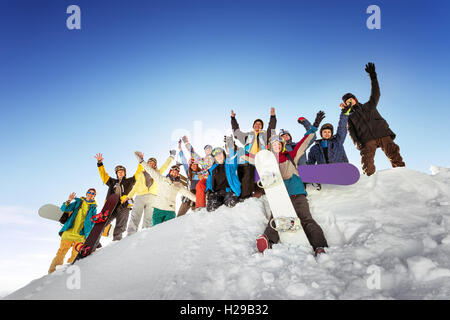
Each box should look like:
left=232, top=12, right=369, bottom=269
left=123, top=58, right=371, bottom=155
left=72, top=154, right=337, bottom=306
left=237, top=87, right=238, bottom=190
left=254, top=150, right=310, bottom=246
left=255, top=162, right=360, bottom=186
left=72, top=194, right=120, bottom=264
left=38, top=204, right=63, bottom=222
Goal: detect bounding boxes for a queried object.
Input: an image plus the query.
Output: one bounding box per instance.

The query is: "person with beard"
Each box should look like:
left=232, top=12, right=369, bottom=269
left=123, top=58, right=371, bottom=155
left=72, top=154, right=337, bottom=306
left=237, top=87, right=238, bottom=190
left=134, top=151, right=196, bottom=226
left=342, top=62, right=405, bottom=176
left=95, top=153, right=137, bottom=241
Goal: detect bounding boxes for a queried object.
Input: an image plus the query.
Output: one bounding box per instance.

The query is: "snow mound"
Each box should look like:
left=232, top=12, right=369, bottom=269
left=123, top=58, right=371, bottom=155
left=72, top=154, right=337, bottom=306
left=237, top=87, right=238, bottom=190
left=5, top=166, right=450, bottom=300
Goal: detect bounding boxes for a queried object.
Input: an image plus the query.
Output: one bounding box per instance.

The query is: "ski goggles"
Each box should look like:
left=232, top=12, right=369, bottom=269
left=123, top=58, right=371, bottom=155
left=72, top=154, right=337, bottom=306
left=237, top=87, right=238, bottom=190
left=212, top=147, right=224, bottom=157
left=87, top=191, right=96, bottom=195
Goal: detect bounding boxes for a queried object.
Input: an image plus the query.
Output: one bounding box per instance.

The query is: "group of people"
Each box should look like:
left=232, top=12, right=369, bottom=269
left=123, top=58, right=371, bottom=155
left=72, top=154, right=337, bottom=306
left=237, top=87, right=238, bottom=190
left=48, top=62, right=406, bottom=273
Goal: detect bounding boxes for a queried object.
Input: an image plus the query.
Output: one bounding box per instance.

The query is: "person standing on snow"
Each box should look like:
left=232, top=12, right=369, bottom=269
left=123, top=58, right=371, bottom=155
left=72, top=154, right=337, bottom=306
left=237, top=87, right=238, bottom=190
left=134, top=151, right=196, bottom=226
left=177, top=139, right=208, bottom=216
left=48, top=189, right=97, bottom=273
left=342, top=62, right=405, bottom=176
left=94, top=153, right=137, bottom=241
left=205, top=136, right=241, bottom=212
left=256, top=132, right=328, bottom=257
left=182, top=135, right=215, bottom=210
left=231, top=107, right=277, bottom=199
left=124, top=151, right=175, bottom=236
left=307, top=108, right=349, bottom=165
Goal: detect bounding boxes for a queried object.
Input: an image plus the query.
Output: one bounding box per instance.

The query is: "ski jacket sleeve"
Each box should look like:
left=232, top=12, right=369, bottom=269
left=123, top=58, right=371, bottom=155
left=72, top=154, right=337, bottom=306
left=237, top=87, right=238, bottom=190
left=367, top=73, right=380, bottom=110
left=159, top=156, right=173, bottom=175
left=289, top=127, right=317, bottom=164
left=126, top=173, right=142, bottom=200
left=231, top=116, right=248, bottom=145
left=177, top=185, right=196, bottom=202
left=179, top=150, right=189, bottom=175
left=307, top=147, right=317, bottom=165
left=335, top=112, right=349, bottom=145
left=266, top=115, right=277, bottom=144
left=97, top=162, right=111, bottom=185
left=347, top=121, right=362, bottom=150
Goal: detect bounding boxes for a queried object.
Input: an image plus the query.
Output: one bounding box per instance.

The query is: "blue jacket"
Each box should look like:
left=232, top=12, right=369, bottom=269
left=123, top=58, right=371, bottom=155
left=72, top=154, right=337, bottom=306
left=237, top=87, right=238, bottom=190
left=307, top=113, right=349, bottom=165
left=59, top=198, right=97, bottom=238
left=205, top=147, right=241, bottom=197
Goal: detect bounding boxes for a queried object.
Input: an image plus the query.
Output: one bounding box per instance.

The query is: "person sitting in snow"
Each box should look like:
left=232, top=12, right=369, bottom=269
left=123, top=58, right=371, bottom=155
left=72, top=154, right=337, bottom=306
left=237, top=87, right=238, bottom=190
left=48, top=189, right=97, bottom=273
left=256, top=132, right=328, bottom=257
left=205, top=136, right=241, bottom=212
left=307, top=108, right=349, bottom=165
left=342, top=62, right=405, bottom=176
left=134, top=151, right=196, bottom=226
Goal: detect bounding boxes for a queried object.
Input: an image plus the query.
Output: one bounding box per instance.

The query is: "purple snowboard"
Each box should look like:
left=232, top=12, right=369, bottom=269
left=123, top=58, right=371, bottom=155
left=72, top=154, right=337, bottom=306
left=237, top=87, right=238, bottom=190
left=255, top=163, right=360, bottom=186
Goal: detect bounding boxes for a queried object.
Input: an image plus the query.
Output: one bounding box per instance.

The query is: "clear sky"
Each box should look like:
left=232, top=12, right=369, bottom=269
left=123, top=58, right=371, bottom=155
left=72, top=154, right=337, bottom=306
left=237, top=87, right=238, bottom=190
left=1, top=0, right=449, bottom=295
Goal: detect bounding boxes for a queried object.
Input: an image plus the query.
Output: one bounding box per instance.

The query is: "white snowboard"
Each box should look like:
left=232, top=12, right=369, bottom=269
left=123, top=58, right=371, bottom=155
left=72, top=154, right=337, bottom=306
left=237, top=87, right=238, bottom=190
left=38, top=204, right=63, bottom=222
left=255, top=150, right=309, bottom=246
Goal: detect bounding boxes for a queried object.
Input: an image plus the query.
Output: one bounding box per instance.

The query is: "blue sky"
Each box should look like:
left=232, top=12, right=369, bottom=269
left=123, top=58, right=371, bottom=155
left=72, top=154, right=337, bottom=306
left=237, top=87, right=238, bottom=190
left=1, top=0, right=449, bottom=295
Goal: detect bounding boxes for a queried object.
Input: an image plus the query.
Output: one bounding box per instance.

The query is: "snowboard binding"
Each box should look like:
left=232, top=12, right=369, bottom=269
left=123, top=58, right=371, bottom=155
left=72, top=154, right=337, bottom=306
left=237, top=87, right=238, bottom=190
left=269, top=217, right=302, bottom=233
left=91, top=209, right=110, bottom=224
left=257, top=172, right=282, bottom=189
left=77, top=244, right=92, bottom=257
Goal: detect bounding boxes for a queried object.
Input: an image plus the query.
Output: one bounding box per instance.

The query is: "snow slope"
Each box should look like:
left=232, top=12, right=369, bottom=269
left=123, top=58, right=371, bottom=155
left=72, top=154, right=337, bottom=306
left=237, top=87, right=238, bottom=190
left=5, top=167, right=450, bottom=300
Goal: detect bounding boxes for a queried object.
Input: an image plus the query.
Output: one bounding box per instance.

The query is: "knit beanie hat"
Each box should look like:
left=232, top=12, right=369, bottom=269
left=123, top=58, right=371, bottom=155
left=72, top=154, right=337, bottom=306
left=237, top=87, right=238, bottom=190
left=342, top=93, right=357, bottom=103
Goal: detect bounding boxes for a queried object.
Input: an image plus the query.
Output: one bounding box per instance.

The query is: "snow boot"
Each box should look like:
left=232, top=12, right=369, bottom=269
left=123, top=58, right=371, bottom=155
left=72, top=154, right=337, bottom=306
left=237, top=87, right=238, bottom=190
left=314, top=247, right=326, bottom=257
left=256, top=234, right=271, bottom=253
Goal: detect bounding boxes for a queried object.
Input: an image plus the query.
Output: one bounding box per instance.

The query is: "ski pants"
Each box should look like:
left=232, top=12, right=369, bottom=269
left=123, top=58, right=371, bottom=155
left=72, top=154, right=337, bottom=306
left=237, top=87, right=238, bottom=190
left=153, top=208, right=176, bottom=226
left=238, top=163, right=255, bottom=199
left=360, top=136, right=405, bottom=176
left=195, top=178, right=207, bottom=208
left=111, top=204, right=130, bottom=241
left=263, top=194, right=328, bottom=251
left=48, top=240, right=80, bottom=274
left=206, top=190, right=239, bottom=212
left=127, top=193, right=157, bottom=236
left=178, top=191, right=196, bottom=217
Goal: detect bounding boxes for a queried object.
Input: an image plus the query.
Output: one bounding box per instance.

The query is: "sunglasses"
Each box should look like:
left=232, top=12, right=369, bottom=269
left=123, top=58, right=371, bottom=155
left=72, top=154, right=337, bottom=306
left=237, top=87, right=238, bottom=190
left=87, top=191, right=96, bottom=195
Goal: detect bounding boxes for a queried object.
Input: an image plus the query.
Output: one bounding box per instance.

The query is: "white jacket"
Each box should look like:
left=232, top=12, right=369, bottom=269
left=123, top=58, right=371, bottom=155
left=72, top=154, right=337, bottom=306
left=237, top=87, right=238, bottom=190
left=136, top=153, right=196, bottom=212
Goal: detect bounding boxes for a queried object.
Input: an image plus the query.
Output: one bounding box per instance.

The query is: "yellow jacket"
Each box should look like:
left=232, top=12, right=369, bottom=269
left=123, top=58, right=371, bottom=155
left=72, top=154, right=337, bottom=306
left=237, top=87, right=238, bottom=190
left=127, top=157, right=173, bottom=198
left=61, top=197, right=97, bottom=243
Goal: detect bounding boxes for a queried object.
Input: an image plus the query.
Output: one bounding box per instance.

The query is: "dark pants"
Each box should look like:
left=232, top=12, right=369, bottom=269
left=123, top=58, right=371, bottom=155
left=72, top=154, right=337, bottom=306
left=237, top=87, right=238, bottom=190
left=264, top=194, right=328, bottom=251
left=207, top=190, right=239, bottom=212
left=360, top=136, right=405, bottom=176
left=177, top=193, right=196, bottom=217
left=238, top=164, right=255, bottom=199
left=112, top=204, right=130, bottom=241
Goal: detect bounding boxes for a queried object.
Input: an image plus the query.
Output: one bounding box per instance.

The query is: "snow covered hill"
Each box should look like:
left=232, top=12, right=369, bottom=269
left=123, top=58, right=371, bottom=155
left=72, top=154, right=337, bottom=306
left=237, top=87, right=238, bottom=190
left=5, top=167, right=450, bottom=300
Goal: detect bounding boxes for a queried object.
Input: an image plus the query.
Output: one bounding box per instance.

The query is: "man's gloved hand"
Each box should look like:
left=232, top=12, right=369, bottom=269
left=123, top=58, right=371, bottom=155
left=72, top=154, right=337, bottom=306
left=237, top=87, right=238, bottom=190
left=169, top=149, right=176, bottom=158
left=313, top=111, right=325, bottom=128
left=297, top=117, right=306, bottom=124
left=365, top=62, right=376, bottom=76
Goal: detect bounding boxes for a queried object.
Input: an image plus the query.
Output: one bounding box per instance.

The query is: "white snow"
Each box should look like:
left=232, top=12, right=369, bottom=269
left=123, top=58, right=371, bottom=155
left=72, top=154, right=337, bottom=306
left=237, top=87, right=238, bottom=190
left=4, top=166, right=450, bottom=300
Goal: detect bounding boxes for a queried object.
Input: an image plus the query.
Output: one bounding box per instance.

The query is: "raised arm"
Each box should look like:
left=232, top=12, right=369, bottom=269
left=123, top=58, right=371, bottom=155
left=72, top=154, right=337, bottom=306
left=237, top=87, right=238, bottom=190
left=231, top=110, right=248, bottom=145
left=335, top=111, right=349, bottom=144
left=267, top=107, right=277, bottom=142
left=365, top=62, right=380, bottom=108
left=134, top=152, right=165, bottom=185
left=95, top=153, right=111, bottom=185
left=289, top=126, right=317, bottom=164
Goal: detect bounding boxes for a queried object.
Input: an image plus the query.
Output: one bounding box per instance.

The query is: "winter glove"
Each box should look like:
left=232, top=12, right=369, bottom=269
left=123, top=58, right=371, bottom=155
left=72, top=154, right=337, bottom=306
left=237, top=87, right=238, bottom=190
left=297, top=117, right=306, bottom=124
left=169, top=149, right=176, bottom=158
left=365, top=62, right=376, bottom=76
left=313, top=111, right=325, bottom=128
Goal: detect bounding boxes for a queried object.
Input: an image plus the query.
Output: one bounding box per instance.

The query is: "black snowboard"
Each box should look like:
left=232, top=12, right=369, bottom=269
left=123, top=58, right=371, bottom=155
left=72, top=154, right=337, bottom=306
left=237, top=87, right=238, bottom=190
left=72, top=193, right=120, bottom=264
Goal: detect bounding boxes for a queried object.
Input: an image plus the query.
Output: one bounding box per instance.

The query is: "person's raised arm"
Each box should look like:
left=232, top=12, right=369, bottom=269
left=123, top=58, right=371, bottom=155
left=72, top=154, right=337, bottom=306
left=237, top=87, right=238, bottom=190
left=95, top=153, right=110, bottom=185
left=134, top=151, right=164, bottom=184
left=365, top=62, right=380, bottom=108
left=231, top=109, right=247, bottom=144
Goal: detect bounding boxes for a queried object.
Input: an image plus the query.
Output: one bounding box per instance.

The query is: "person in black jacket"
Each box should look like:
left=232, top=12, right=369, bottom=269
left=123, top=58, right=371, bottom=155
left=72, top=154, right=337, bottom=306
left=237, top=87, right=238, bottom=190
left=95, top=153, right=137, bottom=241
left=342, top=62, right=405, bottom=176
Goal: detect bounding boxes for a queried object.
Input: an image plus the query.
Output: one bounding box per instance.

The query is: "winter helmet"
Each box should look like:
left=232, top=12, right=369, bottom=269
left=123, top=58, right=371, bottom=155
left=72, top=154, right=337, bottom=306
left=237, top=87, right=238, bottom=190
left=320, top=123, right=334, bottom=138
left=147, top=157, right=157, bottom=165
left=204, top=144, right=213, bottom=151
left=115, top=165, right=126, bottom=176
left=269, top=135, right=285, bottom=150
left=342, top=93, right=358, bottom=104
left=212, top=147, right=226, bottom=157
left=279, top=129, right=292, bottom=141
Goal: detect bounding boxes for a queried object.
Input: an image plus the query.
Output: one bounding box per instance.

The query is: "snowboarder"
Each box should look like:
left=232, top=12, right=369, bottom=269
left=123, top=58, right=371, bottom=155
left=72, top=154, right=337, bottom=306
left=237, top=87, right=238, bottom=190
left=256, top=132, right=328, bottom=257
left=182, top=136, right=215, bottom=210
left=205, top=136, right=241, bottom=212
left=124, top=151, right=174, bottom=236
left=134, top=151, right=196, bottom=226
left=95, top=153, right=137, bottom=241
left=178, top=140, right=208, bottom=216
left=231, top=107, right=277, bottom=199
left=307, top=108, right=349, bottom=165
left=343, top=62, right=405, bottom=176
left=48, top=189, right=97, bottom=273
